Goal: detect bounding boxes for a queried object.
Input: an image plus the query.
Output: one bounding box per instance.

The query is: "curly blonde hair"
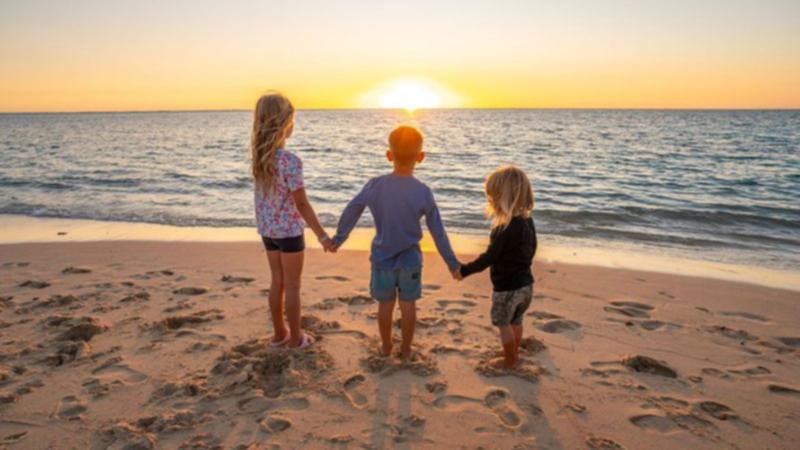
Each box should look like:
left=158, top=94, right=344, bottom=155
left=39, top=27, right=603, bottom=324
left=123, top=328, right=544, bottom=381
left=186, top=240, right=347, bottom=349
left=485, top=165, right=534, bottom=229
left=251, top=92, right=295, bottom=192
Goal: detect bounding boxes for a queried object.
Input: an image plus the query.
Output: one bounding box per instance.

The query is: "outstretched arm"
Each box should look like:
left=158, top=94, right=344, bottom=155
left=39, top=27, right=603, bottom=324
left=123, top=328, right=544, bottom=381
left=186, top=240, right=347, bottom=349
left=424, top=191, right=460, bottom=272
left=292, top=188, right=335, bottom=251
left=332, top=181, right=372, bottom=248
left=459, top=227, right=508, bottom=278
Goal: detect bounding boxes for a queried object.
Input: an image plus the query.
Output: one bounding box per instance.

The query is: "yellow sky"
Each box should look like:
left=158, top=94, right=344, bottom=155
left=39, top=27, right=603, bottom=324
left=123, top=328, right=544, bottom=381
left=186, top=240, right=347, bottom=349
left=1, top=1, right=799, bottom=112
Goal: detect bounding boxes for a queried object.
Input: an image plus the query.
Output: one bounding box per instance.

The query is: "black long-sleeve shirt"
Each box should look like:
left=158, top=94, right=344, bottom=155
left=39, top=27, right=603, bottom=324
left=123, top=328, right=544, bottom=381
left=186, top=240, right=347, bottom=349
left=460, top=216, right=537, bottom=292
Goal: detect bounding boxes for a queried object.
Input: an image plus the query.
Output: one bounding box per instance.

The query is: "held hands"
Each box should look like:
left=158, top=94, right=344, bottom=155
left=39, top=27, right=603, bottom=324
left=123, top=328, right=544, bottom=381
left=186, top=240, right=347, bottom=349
left=450, top=265, right=463, bottom=281
left=322, top=239, right=337, bottom=253
left=319, top=234, right=338, bottom=253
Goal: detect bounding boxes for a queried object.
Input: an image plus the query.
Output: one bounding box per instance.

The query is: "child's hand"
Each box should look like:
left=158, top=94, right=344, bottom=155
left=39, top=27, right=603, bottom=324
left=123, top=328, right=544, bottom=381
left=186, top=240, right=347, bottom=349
left=322, top=239, right=337, bottom=253
left=450, top=267, right=462, bottom=281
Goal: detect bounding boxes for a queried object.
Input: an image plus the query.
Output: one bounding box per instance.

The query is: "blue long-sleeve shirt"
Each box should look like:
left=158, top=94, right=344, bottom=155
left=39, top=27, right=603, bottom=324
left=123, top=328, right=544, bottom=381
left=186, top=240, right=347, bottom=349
left=333, top=174, right=459, bottom=271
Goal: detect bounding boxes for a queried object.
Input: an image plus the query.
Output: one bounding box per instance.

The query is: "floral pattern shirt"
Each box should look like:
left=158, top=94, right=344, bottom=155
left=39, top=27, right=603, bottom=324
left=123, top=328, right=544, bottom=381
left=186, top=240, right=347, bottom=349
left=254, top=149, right=305, bottom=238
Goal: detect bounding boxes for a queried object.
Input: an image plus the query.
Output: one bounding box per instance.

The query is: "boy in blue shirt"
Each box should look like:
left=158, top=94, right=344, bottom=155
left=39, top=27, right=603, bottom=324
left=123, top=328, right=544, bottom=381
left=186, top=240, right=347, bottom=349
left=332, top=125, right=460, bottom=359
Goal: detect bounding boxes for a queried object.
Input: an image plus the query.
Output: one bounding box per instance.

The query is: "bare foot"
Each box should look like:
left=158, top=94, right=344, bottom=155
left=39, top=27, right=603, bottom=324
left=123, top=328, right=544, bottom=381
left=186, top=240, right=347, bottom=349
left=489, top=357, right=517, bottom=370
left=400, top=348, right=413, bottom=360
left=380, top=343, right=393, bottom=357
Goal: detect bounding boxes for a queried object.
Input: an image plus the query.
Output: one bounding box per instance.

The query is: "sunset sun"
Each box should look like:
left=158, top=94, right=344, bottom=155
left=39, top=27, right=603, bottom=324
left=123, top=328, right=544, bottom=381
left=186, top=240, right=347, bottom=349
left=379, top=81, right=442, bottom=112
left=361, top=77, right=461, bottom=111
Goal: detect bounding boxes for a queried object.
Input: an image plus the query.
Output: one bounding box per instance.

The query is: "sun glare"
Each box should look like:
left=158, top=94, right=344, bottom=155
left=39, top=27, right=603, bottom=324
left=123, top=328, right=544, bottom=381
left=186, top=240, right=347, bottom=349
left=379, top=81, right=442, bottom=112
left=361, top=77, right=460, bottom=112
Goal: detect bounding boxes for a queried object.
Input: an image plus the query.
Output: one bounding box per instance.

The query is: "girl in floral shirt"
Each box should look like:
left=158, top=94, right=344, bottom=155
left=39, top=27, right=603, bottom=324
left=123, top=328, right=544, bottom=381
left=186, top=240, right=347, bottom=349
left=252, top=92, right=335, bottom=349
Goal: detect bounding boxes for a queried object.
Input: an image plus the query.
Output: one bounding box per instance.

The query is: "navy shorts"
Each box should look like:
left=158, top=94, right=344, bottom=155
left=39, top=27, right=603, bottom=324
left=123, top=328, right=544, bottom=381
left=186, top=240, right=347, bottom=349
left=261, top=235, right=305, bottom=253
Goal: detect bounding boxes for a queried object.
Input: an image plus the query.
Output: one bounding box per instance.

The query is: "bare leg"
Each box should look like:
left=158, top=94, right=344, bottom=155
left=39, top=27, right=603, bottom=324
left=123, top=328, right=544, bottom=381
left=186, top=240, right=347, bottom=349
left=280, top=251, right=305, bottom=348
left=512, top=324, right=523, bottom=352
left=398, top=300, right=417, bottom=359
left=498, top=326, right=519, bottom=368
left=266, top=250, right=288, bottom=343
left=377, top=299, right=396, bottom=356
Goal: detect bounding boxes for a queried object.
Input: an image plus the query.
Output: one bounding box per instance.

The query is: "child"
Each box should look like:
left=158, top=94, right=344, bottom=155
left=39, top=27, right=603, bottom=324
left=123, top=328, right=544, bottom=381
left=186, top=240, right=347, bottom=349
left=251, top=92, right=335, bottom=349
left=332, top=125, right=460, bottom=359
left=457, top=166, right=537, bottom=368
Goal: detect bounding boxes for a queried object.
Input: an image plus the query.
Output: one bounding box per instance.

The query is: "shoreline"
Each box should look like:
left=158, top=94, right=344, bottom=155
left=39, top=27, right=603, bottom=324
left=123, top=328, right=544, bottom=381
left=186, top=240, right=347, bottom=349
left=1, top=214, right=798, bottom=292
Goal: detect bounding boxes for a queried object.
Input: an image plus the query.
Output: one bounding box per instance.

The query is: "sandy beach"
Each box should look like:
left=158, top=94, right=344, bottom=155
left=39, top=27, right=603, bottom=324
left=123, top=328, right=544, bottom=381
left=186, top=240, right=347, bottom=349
left=1, top=240, right=798, bottom=449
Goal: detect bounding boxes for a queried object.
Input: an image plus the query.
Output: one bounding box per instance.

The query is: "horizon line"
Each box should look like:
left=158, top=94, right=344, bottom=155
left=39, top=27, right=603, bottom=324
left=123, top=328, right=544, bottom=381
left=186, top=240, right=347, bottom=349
left=1, top=106, right=799, bottom=115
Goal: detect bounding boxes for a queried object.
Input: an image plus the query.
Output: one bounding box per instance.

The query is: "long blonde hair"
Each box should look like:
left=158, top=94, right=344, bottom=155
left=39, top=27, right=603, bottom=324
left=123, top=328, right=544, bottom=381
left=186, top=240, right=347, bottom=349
left=251, top=92, right=295, bottom=191
left=485, top=165, right=534, bottom=229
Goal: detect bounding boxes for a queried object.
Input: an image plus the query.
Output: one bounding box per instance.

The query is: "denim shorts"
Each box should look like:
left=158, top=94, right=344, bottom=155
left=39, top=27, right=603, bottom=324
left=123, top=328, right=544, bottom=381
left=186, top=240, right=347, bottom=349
left=370, top=266, right=422, bottom=302
left=261, top=235, right=305, bottom=253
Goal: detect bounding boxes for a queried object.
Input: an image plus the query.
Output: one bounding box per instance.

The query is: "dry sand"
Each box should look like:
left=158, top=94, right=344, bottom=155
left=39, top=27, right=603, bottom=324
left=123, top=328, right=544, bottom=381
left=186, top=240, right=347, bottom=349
left=0, top=241, right=798, bottom=449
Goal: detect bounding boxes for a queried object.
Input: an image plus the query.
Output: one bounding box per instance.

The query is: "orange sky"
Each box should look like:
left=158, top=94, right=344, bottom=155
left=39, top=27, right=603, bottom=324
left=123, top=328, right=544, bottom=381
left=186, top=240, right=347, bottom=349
left=1, top=1, right=798, bottom=112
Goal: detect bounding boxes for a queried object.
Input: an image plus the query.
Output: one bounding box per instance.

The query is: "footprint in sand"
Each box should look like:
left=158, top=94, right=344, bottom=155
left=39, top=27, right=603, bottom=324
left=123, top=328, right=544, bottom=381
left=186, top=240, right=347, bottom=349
left=238, top=395, right=308, bottom=415
left=315, top=275, right=350, bottom=282
left=436, top=299, right=478, bottom=309
left=392, top=415, right=427, bottom=443
left=703, top=325, right=758, bottom=342
left=700, top=367, right=732, bottom=380
left=55, top=395, right=87, bottom=419
left=630, top=413, right=711, bottom=433
left=425, top=380, right=447, bottom=394
left=536, top=319, right=581, bottom=334
left=314, top=295, right=374, bottom=310
left=0, top=392, right=19, bottom=405
left=343, top=373, right=368, bottom=408
left=433, top=394, right=482, bottom=409
left=638, top=320, right=682, bottom=331
left=621, top=355, right=678, bottom=378
left=586, top=436, right=626, bottom=449
left=528, top=311, right=563, bottom=320
left=155, top=309, right=225, bottom=332
left=422, top=284, right=441, bottom=291
left=56, top=321, right=107, bottom=342
left=18, top=280, right=50, bottom=289
left=694, top=400, right=738, bottom=421
left=445, top=308, right=469, bottom=316
left=720, top=311, right=769, bottom=322
left=727, top=365, right=771, bottom=377
left=82, top=377, right=124, bottom=399
left=775, top=337, right=800, bottom=348
left=0, top=431, right=28, bottom=445
left=611, top=319, right=681, bottom=332
left=767, top=384, right=800, bottom=396
left=119, top=292, right=150, bottom=304
left=604, top=301, right=653, bottom=319
left=237, top=395, right=272, bottom=413
left=91, top=356, right=148, bottom=383
left=260, top=414, right=292, bottom=433
left=172, top=287, right=208, bottom=296
left=415, top=316, right=449, bottom=329
left=221, top=274, right=255, bottom=283
left=629, top=414, right=678, bottom=432
left=62, top=266, right=92, bottom=275
left=483, top=388, right=522, bottom=428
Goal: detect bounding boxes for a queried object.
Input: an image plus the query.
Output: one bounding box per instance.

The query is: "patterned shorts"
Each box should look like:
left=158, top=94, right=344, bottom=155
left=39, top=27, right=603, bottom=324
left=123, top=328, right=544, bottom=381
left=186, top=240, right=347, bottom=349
left=491, top=284, right=533, bottom=326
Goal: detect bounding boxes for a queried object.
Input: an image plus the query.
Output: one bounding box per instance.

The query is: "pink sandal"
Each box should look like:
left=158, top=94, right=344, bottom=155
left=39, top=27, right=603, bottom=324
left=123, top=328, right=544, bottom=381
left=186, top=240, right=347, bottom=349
left=270, top=335, right=291, bottom=347
left=290, top=333, right=314, bottom=349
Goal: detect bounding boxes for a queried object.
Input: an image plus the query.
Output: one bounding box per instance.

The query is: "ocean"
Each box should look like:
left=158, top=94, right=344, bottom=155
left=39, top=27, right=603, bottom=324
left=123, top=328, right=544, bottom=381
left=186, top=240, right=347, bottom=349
left=1, top=109, right=798, bottom=271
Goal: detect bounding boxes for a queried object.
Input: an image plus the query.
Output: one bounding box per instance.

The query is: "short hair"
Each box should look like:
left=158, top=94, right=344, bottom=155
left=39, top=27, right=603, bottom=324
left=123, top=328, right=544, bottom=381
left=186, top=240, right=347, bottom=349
left=388, top=125, right=423, bottom=165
